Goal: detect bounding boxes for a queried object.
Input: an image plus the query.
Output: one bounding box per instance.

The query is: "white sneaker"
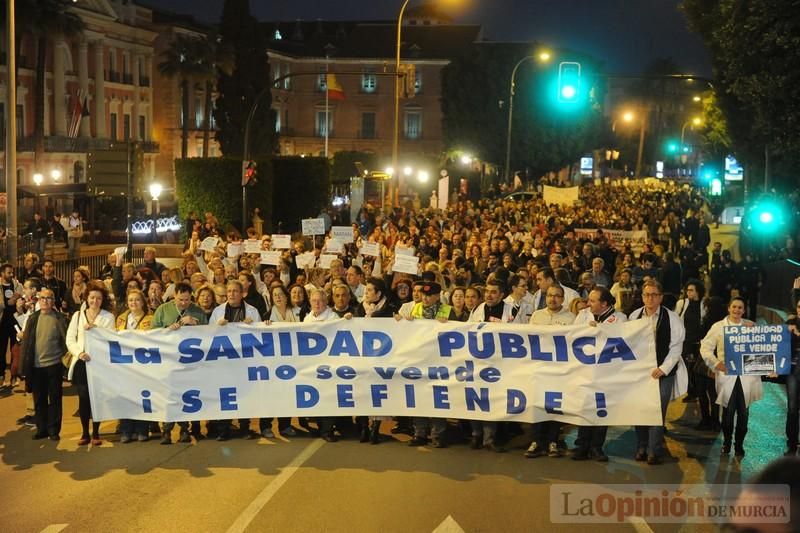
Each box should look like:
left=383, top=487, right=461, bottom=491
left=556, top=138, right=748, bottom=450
left=548, top=442, right=561, bottom=457
left=524, top=442, right=544, bottom=458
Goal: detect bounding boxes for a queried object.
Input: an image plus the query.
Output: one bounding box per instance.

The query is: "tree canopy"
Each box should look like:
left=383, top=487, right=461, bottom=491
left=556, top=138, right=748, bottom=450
left=682, top=0, right=800, bottom=189
left=441, top=43, right=606, bottom=179
left=214, top=0, right=275, bottom=159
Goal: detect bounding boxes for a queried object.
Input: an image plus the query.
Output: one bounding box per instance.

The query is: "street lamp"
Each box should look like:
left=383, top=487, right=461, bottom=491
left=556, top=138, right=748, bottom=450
left=403, top=166, right=413, bottom=177
left=460, top=154, right=472, bottom=165
left=50, top=169, right=61, bottom=181
left=393, top=0, right=460, bottom=206
left=33, top=173, right=43, bottom=186
left=417, top=170, right=429, bottom=183
left=149, top=182, right=162, bottom=244
left=680, top=116, right=703, bottom=150
left=611, top=110, right=635, bottom=132
left=503, top=50, right=552, bottom=183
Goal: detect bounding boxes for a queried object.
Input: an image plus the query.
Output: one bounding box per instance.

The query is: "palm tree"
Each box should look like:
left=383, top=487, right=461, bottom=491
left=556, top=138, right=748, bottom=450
left=7, top=0, right=85, bottom=165
left=158, top=34, right=204, bottom=159
left=193, top=34, right=234, bottom=158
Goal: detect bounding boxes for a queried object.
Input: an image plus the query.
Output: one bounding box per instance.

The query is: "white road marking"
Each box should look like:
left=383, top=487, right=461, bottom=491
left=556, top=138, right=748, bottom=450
left=39, top=525, right=69, bottom=533
left=226, top=440, right=326, bottom=533
left=432, top=515, right=466, bottom=533
left=627, top=516, right=655, bottom=533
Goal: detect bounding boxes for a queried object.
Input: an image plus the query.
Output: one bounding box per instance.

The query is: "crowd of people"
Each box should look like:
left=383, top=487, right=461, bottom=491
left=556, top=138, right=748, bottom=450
left=2, top=181, right=799, bottom=465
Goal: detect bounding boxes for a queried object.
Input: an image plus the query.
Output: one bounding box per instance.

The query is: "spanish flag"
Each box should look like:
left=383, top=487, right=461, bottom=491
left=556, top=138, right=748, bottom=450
left=326, top=73, right=345, bottom=101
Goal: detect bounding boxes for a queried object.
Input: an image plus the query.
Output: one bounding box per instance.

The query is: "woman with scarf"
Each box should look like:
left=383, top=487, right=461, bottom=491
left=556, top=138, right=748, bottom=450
left=355, top=278, right=398, bottom=443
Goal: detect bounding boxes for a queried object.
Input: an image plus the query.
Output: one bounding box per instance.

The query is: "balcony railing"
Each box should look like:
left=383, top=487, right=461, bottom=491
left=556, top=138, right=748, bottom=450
left=2, top=136, right=159, bottom=154
left=122, top=73, right=134, bottom=85
left=107, top=70, right=121, bottom=83
left=139, top=76, right=150, bottom=87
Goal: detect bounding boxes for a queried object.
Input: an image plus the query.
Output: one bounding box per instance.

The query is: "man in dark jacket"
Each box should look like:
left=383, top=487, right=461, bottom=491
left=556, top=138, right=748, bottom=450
left=21, top=288, right=68, bottom=440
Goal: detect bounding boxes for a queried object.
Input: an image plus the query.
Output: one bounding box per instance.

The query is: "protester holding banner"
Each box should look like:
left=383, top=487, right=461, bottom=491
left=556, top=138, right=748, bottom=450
left=261, top=284, right=297, bottom=438
left=151, top=282, right=208, bottom=444
left=784, top=300, right=800, bottom=456
left=406, top=280, right=454, bottom=448
left=466, top=278, right=516, bottom=453
left=66, top=281, right=116, bottom=446
left=210, top=280, right=262, bottom=440
left=700, top=296, right=762, bottom=458
left=526, top=284, right=576, bottom=459
left=304, top=288, right=341, bottom=442
left=115, top=289, right=153, bottom=443
left=572, top=287, right=627, bottom=461
left=629, top=280, right=686, bottom=465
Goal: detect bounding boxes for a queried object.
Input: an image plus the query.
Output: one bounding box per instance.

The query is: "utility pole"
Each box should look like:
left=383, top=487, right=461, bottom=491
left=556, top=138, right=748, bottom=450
left=5, top=0, right=17, bottom=263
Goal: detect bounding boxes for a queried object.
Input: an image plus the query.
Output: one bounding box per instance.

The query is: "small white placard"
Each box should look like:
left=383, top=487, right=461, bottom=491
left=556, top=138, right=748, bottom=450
left=393, top=254, right=419, bottom=275
left=302, top=218, right=326, bottom=236
left=296, top=251, right=317, bottom=270
left=260, top=251, right=282, bottom=266
left=114, top=246, right=127, bottom=259
left=199, top=237, right=219, bottom=252
left=271, top=234, right=291, bottom=249
left=318, top=254, right=338, bottom=269
left=244, top=239, right=262, bottom=254
left=360, top=242, right=380, bottom=257
left=227, top=242, right=243, bottom=258
left=395, top=245, right=415, bottom=256
left=325, top=238, right=344, bottom=254
left=331, top=226, right=353, bottom=244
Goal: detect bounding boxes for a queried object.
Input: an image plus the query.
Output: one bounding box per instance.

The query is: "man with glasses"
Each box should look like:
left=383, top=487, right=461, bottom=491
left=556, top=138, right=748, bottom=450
left=526, top=284, right=576, bottom=458
left=20, top=289, right=68, bottom=440
left=629, top=280, right=685, bottom=465
left=151, top=282, right=208, bottom=444
left=504, top=273, right=534, bottom=323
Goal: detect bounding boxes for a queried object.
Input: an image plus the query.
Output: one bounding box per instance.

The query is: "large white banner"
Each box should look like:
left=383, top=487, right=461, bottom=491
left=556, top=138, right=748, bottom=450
left=543, top=185, right=580, bottom=206
left=85, top=319, right=662, bottom=426
left=574, top=228, right=649, bottom=251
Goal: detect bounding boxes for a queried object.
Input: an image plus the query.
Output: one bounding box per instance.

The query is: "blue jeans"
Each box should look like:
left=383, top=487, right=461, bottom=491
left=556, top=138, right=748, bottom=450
left=635, top=374, right=675, bottom=456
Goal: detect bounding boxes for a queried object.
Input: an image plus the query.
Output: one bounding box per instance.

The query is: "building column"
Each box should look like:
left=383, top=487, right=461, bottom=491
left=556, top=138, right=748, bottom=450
left=94, top=40, right=106, bottom=138
left=132, top=52, right=141, bottom=140
left=145, top=55, right=153, bottom=141
left=53, top=39, right=67, bottom=136
left=78, top=40, right=90, bottom=137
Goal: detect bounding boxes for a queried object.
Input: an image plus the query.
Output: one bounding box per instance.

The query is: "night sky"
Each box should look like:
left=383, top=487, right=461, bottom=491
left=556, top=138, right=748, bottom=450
left=141, top=0, right=712, bottom=76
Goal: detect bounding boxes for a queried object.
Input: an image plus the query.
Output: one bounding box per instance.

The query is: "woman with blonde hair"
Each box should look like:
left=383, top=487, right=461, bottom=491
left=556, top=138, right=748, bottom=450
left=116, top=289, right=153, bottom=443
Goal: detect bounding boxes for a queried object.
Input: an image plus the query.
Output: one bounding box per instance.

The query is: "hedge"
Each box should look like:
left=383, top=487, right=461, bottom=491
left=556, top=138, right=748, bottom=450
left=271, top=156, right=330, bottom=233
left=175, top=157, right=272, bottom=234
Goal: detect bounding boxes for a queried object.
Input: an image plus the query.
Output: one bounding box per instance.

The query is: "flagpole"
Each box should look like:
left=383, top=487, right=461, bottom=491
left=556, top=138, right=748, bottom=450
left=324, top=57, right=329, bottom=158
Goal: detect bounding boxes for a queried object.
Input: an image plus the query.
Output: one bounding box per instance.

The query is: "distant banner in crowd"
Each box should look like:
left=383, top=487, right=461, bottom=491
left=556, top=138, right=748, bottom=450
left=85, top=319, right=662, bottom=426
left=543, top=185, right=580, bottom=206
left=574, top=228, right=649, bottom=251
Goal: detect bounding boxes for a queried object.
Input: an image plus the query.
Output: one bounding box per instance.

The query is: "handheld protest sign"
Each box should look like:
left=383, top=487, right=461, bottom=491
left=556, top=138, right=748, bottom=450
left=723, top=324, right=791, bottom=376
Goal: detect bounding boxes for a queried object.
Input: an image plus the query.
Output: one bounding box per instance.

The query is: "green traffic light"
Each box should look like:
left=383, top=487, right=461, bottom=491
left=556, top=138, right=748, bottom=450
left=750, top=200, right=784, bottom=235
left=557, top=61, right=581, bottom=103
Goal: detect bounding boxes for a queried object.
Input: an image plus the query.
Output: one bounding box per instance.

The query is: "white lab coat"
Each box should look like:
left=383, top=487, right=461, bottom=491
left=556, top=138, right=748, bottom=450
left=700, top=317, right=763, bottom=408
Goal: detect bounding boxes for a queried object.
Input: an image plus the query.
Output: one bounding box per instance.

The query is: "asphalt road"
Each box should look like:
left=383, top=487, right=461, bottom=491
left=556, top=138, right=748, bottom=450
left=0, top=378, right=790, bottom=533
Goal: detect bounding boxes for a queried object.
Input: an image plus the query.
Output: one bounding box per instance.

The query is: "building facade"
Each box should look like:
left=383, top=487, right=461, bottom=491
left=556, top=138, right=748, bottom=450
left=267, top=10, right=481, bottom=167
left=1, top=0, right=219, bottom=223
